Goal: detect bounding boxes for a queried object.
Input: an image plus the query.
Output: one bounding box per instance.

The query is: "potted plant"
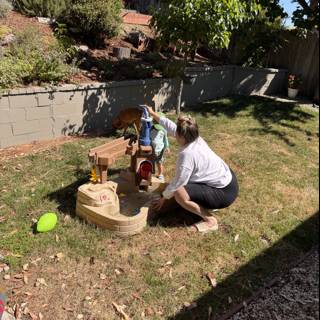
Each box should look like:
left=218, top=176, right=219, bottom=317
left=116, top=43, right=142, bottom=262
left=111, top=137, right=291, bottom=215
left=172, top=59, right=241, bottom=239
left=288, top=74, right=302, bottom=99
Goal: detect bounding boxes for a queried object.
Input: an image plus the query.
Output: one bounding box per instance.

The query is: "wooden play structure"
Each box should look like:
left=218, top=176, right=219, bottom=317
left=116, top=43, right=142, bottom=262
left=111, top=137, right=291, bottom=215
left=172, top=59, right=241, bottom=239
left=87, top=135, right=155, bottom=189
left=76, top=131, right=165, bottom=236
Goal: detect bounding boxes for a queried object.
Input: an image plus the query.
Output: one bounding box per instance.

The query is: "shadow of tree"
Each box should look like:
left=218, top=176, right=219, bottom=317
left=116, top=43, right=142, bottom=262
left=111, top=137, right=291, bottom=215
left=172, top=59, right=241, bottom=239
left=168, top=212, right=319, bottom=320
left=190, top=95, right=315, bottom=146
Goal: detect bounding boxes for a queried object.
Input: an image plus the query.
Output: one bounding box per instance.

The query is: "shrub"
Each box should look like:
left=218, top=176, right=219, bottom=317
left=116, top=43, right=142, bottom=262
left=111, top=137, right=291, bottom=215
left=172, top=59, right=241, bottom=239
left=155, top=60, right=185, bottom=79
left=0, top=28, right=76, bottom=89
left=66, top=0, right=123, bottom=40
left=0, top=0, right=12, bottom=18
left=114, top=60, right=153, bottom=80
left=0, top=25, right=12, bottom=40
left=13, top=0, right=69, bottom=19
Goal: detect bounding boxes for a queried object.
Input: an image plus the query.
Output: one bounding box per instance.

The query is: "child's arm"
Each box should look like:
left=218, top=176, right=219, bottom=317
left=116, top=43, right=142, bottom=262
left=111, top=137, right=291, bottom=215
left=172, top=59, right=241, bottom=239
left=146, top=106, right=177, bottom=137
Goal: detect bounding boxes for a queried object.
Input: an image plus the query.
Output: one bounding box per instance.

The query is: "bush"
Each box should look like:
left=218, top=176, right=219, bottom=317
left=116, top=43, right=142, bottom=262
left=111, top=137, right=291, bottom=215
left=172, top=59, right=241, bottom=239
left=66, top=0, right=123, bottom=40
left=114, top=60, right=153, bottom=80
left=0, top=28, right=76, bottom=89
left=0, top=0, right=12, bottom=18
left=0, top=25, right=12, bottom=40
left=13, top=0, right=69, bottom=19
left=155, top=60, right=185, bottom=79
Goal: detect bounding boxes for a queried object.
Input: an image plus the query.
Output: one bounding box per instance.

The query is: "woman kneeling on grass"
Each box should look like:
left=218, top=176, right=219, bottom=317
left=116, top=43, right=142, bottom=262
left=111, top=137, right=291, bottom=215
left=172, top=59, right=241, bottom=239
left=147, top=106, right=239, bottom=233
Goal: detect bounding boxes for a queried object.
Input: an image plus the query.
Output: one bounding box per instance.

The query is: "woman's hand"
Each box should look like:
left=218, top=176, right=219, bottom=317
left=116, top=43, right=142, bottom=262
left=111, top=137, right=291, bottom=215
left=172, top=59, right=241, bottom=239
left=145, top=105, right=154, bottom=115
left=152, top=197, right=166, bottom=211
left=166, top=148, right=171, bottom=154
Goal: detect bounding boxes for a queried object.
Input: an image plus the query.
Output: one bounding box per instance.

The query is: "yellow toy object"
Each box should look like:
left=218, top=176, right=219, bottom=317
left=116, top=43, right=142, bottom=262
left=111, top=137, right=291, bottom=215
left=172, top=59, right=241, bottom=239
left=90, top=167, right=100, bottom=183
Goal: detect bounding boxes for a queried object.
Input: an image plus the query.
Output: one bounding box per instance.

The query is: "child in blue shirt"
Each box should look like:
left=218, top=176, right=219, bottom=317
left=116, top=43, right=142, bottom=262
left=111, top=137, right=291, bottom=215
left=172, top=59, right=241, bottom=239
left=150, top=114, right=170, bottom=181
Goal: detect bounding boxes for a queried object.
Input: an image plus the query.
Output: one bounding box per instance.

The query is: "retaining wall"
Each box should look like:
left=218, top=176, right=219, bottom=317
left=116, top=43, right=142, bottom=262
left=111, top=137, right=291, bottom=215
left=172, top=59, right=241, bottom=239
left=0, top=66, right=287, bottom=149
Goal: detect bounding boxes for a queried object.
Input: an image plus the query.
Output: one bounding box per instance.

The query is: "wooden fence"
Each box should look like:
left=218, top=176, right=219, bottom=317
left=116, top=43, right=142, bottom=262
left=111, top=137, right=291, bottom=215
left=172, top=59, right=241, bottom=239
left=268, top=30, right=319, bottom=100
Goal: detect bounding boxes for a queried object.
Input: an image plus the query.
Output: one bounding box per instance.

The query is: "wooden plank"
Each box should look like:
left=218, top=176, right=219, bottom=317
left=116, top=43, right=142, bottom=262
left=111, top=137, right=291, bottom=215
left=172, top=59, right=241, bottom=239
left=89, top=137, right=128, bottom=158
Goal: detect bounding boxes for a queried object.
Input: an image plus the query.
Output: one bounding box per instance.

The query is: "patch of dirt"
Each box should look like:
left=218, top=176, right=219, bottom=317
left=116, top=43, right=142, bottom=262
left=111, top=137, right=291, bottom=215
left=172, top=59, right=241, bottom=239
left=0, top=136, right=79, bottom=162
left=230, top=248, right=319, bottom=320
left=0, top=11, right=54, bottom=38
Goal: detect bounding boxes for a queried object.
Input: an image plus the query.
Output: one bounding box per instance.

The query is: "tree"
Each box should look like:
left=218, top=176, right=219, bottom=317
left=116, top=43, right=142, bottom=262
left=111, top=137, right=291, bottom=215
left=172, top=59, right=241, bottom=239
left=229, top=1, right=287, bottom=68
left=152, top=0, right=261, bottom=113
left=153, top=0, right=261, bottom=57
left=292, top=0, right=319, bottom=30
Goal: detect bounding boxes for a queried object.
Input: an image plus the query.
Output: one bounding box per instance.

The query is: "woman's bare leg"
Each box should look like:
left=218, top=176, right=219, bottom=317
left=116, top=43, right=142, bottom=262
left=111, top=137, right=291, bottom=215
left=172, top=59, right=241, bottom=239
left=174, top=187, right=218, bottom=227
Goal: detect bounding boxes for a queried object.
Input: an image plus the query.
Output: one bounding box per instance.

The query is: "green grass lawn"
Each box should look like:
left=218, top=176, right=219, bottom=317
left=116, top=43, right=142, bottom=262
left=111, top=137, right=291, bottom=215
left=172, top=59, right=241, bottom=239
left=0, top=95, right=319, bottom=319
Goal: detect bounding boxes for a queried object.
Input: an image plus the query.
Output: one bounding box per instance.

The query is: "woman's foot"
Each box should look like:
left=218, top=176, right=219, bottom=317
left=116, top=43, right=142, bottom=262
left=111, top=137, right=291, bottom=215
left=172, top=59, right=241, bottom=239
left=189, top=217, right=219, bottom=234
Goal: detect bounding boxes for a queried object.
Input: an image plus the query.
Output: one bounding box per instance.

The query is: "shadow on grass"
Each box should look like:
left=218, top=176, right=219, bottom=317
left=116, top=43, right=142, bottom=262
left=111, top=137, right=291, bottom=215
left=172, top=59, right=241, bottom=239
left=189, top=95, right=316, bottom=146
left=168, top=212, right=319, bottom=320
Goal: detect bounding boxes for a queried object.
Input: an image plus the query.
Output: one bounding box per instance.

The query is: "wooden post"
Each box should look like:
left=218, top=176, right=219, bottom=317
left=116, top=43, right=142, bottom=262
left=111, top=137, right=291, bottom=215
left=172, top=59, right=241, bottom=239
left=113, top=47, right=131, bottom=59
left=176, top=78, right=183, bottom=115
left=100, top=165, right=108, bottom=184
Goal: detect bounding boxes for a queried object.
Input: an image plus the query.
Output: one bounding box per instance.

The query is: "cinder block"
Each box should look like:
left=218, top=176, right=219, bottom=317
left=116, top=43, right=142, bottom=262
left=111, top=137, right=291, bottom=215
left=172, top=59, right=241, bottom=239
left=9, top=109, right=26, bottom=123
left=0, top=123, right=13, bottom=138
left=53, top=115, right=84, bottom=136
left=37, top=92, right=55, bottom=106
left=9, top=94, right=38, bottom=108
left=52, top=103, right=83, bottom=116
left=0, top=109, right=10, bottom=123
left=26, top=106, right=52, bottom=120
left=0, top=134, right=31, bottom=149
left=0, top=109, right=26, bottom=123
left=50, top=91, right=78, bottom=106
left=0, top=96, right=10, bottom=109
left=12, top=120, right=39, bottom=135
left=38, top=118, right=54, bottom=132
left=28, top=130, right=55, bottom=142
left=64, top=90, right=88, bottom=106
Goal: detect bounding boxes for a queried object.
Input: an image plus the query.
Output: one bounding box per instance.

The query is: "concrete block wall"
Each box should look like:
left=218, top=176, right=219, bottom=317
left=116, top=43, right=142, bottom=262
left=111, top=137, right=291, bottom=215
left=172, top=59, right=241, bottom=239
left=0, top=78, right=178, bottom=149
left=0, top=66, right=287, bottom=149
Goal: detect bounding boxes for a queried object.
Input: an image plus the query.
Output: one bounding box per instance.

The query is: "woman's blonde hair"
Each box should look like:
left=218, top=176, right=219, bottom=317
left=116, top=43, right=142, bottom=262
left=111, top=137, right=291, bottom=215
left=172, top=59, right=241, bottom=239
left=177, top=115, right=199, bottom=144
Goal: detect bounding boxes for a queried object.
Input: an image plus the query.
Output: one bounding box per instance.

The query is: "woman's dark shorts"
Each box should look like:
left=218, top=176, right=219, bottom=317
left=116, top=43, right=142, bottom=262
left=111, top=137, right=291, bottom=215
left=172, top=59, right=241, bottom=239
left=184, top=170, right=239, bottom=209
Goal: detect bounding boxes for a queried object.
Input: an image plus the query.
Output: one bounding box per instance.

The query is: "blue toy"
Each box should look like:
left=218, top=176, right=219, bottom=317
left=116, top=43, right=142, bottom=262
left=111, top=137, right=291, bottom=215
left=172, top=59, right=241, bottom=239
left=139, top=105, right=153, bottom=146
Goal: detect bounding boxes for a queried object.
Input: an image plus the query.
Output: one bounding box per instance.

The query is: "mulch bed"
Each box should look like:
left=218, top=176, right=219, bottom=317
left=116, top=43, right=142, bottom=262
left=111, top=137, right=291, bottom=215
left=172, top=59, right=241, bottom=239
left=227, top=248, right=319, bottom=320
left=0, top=11, right=53, bottom=37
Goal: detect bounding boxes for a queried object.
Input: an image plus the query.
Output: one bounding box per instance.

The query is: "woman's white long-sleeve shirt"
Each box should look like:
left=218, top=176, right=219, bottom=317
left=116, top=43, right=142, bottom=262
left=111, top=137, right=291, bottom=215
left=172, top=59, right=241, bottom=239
left=160, top=116, right=232, bottom=199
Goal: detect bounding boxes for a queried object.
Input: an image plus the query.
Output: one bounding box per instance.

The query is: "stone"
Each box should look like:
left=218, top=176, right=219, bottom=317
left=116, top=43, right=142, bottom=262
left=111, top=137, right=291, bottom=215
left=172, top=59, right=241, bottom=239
left=0, top=34, right=15, bottom=46
left=37, top=17, right=52, bottom=24
left=75, top=45, right=89, bottom=53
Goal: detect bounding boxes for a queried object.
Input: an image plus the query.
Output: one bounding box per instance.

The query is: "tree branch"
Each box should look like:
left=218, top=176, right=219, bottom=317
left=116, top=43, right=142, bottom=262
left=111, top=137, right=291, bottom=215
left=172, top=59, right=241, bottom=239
left=295, top=0, right=311, bottom=12
left=310, top=0, right=319, bottom=11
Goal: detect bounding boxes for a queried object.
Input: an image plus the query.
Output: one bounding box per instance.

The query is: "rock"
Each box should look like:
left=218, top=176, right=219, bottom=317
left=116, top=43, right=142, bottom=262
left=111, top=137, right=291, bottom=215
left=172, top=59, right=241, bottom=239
left=0, top=34, right=15, bottom=46
left=37, top=17, right=54, bottom=24
left=75, top=45, right=89, bottom=53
